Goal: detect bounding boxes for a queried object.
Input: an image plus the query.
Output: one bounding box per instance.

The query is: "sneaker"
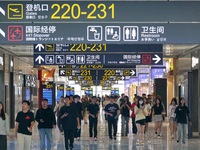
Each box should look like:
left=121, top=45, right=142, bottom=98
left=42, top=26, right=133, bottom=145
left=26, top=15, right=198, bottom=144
left=157, top=135, right=161, bottom=139
left=114, top=137, right=116, bottom=140
left=140, top=142, right=144, bottom=146
left=109, top=138, right=112, bottom=141
left=77, top=137, right=80, bottom=141
left=177, top=140, right=179, bottom=143
left=94, top=137, right=97, bottom=141
left=182, top=141, right=186, bottom=144
left=136, top=141, right=140, bottom=146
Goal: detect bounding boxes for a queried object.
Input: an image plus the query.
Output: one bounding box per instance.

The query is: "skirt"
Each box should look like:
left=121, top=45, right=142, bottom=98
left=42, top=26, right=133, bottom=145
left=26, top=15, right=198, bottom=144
left=154, top=115, right=163, bottom=122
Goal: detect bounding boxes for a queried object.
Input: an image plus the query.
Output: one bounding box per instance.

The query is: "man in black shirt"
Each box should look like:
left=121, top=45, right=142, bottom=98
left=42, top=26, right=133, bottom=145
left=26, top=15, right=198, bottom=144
left=60, top=96, right=80, bottom=150
left=73, top=95, right=83, bottom=141
left=87, top=96, right=100, bottom=141
left=105, top=96, right=120, bottom=140
left=35, top=98, right=56, bottom=150
left=15, top=100, right=35, bottom=150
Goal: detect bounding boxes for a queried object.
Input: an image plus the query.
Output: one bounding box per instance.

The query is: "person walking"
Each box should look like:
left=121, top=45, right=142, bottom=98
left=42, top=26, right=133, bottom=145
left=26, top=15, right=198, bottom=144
left=175, top=97, right=192, bottom=144
left=35, top=98, right=56, bottom=150
left=168, top=97, right=178, bottom=139
left=0, top=102, right=10, bottom=150
left=15, top=100, right=35, bottom=150
left=131, top=97, right=138, bottom=135
left=82, top=95, right=89, bottom=124
left=120, top=96, right=131, bottom=136
left=87, top=96, right=100, bottom=141
left=144, top=97, right=152, bottom=136
left=135, top=97, right=147, bottom=146
left=152, top=97, right=164, bottom=139
left=105, top=96, right=120, bottom=140
left=73, top=95, right=83, bottom=141
left=54, top=96, right=65, bottom=134
left=60, top=96, right=81, bottom=150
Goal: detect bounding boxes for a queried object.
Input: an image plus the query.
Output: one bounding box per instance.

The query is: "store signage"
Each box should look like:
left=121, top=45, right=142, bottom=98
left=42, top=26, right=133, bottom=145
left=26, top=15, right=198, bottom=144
left=0, top=23, right=200, bottom=44
left=1, top=1, right=200, bottom=22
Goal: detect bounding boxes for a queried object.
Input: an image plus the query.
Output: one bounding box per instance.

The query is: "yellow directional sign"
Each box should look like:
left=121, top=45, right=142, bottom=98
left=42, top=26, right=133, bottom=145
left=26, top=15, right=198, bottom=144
left=45, top=44, right=54, bottom=51
left=8, top=4, right=23, bottom=19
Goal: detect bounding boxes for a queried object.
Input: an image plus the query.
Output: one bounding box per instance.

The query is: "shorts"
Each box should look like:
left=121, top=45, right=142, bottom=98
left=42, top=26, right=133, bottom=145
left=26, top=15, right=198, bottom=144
left=136, top=119, right=146, bottom=125
left=169, top=117, right=176, bottom=122
left=154, top=115, right=163, bottom=122
left=146, top=116, right=152, bottom=122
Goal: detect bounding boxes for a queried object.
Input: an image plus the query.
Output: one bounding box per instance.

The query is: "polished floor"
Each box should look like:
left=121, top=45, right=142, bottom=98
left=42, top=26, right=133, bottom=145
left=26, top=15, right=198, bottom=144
left=8, top=108, right=200, bottom=150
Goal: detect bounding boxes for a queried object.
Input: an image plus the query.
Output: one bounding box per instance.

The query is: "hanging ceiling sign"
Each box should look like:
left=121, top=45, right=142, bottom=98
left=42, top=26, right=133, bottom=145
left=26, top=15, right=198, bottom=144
left=0, top=23, right=200, bottom=44
left=1, top=1, right=200, bottom=22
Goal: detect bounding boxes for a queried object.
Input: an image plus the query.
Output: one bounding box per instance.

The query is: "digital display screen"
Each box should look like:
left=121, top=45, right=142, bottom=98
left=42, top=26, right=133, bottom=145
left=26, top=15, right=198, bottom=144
left=43, top=88, right=53, bottom=105
left=70, top=90, right=74, bottom=96
left=57, top=90, right=64, bottom=102
left=26, top=88, right=31, bottom=101
left=111, top=90, right=119, bottom=95
left=85, top=90, right=93, bottom=95
left=66, top=91, right=70, bottom=97
left=138, top=73, right=149, bottom=83
left=151, top=68, right=166, bottom=79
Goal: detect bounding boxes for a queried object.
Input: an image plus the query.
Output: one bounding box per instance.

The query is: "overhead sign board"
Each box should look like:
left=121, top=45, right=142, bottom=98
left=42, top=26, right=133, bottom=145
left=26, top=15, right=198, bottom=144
left=1, top=23, right=200, bottom=44
left=59, top=65, right=137, bottom=69
left=34, top=53, right=162, bottom=66
left=1, top=1, right=200, bottom=22
left=34, top=44, right=162, bottom=53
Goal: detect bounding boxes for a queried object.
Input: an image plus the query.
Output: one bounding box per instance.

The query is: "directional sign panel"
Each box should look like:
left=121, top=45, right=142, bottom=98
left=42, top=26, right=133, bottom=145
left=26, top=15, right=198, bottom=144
left=1, top=23, right=200, bottom=44
left=34, top=53, right=162, bottom=66
left=1, top=1, right=200, bottom=22
left=59, top=64, right=136, bottom=69
left=34, top=44, right=162, bottom=53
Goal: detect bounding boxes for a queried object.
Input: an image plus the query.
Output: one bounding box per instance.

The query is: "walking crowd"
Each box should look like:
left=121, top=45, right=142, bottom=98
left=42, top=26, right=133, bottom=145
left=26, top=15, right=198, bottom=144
left=0, top=93, right=192, bottom=150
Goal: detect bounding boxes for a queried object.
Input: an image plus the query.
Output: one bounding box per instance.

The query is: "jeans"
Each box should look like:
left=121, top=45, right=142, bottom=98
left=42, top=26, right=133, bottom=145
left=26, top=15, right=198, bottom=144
left=64, top=128, right=75, bottom=150
left=121, top=116, right=129, bottom=135
left=89, top=117, right=98, bottom=138
left=108, top=119, right=117, bottom=139
left=178, top=123, right=186, bottom=142
left=17, top=133, right=32, bottom=150
left=132, top=118, right=137, bottom=134
left=39, top=128, right=52, bottom=150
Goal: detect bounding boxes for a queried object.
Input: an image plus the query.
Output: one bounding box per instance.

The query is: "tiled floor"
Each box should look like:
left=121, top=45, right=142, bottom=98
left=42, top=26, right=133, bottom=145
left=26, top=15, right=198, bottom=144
left=8, top=109, right=200, bottom=150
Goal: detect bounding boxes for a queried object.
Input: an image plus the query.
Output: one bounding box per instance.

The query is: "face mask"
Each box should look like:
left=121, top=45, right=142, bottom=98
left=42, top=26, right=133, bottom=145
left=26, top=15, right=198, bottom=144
left=139, top=101, right=143, bottom=105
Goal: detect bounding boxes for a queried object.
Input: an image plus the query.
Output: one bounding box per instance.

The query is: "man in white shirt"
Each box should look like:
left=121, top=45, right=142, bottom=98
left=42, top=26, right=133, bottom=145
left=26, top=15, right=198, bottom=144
left=54, top=96, right=65, bottom=133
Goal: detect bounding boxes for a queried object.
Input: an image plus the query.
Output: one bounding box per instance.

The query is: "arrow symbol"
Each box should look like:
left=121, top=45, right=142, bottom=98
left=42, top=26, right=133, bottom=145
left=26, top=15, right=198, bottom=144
left=152, top=54, right=161, bottom=64
left=35, top=55, right=44, bottom=64
left=0, top=28, right=5, bottom=37
left=35, top=44, right=44, bottom=51
left=60, top=70, right=66, bottom=75
left=130, top=70, right=136, bottom=76
left=0, top=7, right=5, bottom=16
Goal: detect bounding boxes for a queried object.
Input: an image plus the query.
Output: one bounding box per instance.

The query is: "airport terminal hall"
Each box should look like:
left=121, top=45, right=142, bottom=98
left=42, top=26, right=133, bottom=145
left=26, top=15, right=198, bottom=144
left=1, top=0, right=200, bottom=150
